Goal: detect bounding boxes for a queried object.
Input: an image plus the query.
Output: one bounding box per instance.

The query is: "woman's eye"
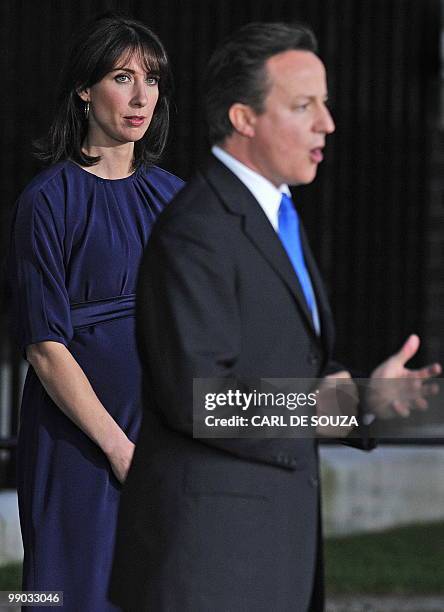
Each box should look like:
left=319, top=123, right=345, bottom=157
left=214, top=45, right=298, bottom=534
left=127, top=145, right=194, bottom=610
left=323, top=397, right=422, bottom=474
left=115, top=74, right=131, bottom=83
left=146, top=76, right=159, bottom=86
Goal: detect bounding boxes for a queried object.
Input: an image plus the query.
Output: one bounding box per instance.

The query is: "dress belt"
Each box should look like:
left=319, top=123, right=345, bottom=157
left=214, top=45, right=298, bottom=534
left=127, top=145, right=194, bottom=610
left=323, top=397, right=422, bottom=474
left=70, top=294, right=136, bottom=329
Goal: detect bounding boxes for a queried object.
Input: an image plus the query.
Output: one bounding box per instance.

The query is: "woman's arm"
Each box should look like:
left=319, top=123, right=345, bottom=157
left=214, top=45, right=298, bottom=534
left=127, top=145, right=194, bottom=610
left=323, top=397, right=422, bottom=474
left=26, top=340, right=134, bottom=483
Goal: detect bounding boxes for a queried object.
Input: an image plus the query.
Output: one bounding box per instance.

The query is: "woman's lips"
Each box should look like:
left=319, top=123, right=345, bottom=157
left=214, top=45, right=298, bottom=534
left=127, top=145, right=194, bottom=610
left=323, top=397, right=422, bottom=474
left=124, top=116, right=145, bottom=127
left=310, top=148, right=324, bottom=163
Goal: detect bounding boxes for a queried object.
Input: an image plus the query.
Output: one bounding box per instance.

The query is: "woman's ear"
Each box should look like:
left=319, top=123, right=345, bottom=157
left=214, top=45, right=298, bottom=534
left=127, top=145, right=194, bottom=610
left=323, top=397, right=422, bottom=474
left=76, top=87, right=90, bottom=103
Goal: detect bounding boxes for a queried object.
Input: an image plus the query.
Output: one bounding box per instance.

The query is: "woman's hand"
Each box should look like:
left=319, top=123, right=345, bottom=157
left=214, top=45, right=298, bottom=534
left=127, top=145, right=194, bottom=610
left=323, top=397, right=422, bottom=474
left=27, top=341, right=136, bottom=481
left=105, top=435, right=136, bottom=484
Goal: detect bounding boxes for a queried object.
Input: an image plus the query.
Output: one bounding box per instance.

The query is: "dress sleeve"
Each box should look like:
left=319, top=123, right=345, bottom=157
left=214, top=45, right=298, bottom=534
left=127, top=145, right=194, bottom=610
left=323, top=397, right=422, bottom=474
left=8, top=185, right=73, bottom=357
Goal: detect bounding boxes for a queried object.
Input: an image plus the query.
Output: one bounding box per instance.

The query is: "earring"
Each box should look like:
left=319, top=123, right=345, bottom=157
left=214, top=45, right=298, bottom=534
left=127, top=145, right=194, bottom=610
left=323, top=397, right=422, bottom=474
left=84, top=101, right=90, bottom=119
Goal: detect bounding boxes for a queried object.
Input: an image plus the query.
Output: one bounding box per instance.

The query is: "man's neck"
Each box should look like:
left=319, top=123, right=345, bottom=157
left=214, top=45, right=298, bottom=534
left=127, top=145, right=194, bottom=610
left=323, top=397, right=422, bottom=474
left=218, top=138, right=280, bottom=187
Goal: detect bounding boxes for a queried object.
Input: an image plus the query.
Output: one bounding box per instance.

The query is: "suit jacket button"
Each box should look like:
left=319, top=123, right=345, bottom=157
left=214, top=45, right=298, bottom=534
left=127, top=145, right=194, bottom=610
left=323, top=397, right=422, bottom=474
left=309, top=476, right=319, bottom=488
left=307, top=353, right=319, bottom=365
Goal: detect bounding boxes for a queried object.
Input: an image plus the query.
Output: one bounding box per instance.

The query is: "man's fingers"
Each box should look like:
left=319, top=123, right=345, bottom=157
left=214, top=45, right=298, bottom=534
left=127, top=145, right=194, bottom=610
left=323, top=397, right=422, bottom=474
left=408, top=362, right=441, bottom=380
left=325, top=370, right=352, bottom=380
left=413, top=397, right=428, bottom=411
left=394, top=334, right=420, bottom=366
left=392, top=399, right=410, bottom=417
left=425, top=382, right=440, bottom=396
left=398, top=378, right=439, bottom=400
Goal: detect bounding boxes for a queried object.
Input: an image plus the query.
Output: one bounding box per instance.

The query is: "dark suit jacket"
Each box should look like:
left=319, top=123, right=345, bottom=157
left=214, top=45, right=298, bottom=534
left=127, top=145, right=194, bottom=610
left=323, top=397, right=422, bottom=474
left=110, top=156, right=344, bottom=612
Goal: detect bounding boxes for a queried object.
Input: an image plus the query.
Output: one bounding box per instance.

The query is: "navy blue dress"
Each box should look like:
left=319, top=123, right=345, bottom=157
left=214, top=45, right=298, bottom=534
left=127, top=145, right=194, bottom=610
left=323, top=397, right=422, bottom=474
left=8, top=160, right=184, bottom=611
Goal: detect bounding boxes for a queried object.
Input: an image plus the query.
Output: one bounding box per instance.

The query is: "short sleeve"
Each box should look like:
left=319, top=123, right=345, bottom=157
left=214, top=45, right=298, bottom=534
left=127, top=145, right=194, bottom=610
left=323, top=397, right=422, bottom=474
left=8, top=185, right=73, bottom=357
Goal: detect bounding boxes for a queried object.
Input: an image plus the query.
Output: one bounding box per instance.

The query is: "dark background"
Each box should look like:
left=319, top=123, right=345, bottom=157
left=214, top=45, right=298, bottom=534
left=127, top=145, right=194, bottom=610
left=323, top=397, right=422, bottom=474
left=0, top=0, right=442, bottom=461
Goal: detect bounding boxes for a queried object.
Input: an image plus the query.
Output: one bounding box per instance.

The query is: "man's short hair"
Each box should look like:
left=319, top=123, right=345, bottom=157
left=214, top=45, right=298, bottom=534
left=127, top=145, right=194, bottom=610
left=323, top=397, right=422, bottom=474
left=204, top=21, right=318, bottom=145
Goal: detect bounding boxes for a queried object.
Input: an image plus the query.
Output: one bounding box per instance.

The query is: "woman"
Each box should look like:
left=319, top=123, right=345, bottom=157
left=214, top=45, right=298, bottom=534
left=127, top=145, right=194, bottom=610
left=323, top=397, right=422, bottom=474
left=8, top=13, right=183, bottom=611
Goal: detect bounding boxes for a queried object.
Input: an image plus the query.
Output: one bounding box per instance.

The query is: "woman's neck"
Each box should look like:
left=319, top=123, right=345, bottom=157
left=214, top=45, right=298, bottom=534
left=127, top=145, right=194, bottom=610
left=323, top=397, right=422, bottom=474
left=80, top=141, right=136, bottom=180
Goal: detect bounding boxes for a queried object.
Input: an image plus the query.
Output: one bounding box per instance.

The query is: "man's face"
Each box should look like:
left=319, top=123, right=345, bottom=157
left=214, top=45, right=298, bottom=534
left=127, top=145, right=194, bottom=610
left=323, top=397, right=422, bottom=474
left=247, top=50, right=335, bottom=186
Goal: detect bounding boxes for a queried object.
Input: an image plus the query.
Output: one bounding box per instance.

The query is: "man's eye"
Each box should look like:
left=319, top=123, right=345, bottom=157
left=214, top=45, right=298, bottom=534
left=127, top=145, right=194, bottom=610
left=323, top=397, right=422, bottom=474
left=115, top=74, right=131, bottom=83
left=295, top=103, right=310, bottom=112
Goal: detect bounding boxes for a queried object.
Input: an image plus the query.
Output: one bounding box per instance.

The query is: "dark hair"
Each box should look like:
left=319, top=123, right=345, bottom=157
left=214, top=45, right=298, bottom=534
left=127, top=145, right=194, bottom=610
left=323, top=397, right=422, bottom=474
left=204, top=22, right=318, bottom=145
left=35, top=12, right=172, bottom=169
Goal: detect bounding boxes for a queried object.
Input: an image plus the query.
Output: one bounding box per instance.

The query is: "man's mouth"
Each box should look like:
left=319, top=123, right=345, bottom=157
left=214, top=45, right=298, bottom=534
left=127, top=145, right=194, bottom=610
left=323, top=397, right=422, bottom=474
left=309, top=147, right=324, bottom=163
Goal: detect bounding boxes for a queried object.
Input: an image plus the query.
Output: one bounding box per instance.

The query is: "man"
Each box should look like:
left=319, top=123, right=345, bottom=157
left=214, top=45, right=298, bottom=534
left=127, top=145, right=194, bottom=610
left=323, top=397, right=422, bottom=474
left=110, top=22, right=440, bottom=611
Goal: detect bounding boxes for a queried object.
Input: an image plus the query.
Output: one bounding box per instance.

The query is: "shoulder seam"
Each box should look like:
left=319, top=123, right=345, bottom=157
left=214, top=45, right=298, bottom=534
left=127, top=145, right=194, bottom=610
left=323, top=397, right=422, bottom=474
left=21, top=162, right=68, bottom=198
left=146, top=165, right=184, bottom=183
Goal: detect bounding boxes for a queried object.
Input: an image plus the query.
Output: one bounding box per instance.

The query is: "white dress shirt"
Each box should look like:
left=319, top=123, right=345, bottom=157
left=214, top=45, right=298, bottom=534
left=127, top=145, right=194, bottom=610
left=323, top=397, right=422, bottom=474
left=211, top=145, right=290, bottom=232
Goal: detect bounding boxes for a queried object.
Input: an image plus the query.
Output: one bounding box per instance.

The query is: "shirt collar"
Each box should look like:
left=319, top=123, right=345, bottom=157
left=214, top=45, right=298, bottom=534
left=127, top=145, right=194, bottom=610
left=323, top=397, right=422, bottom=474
left=212, top=145, right=290, bottom=231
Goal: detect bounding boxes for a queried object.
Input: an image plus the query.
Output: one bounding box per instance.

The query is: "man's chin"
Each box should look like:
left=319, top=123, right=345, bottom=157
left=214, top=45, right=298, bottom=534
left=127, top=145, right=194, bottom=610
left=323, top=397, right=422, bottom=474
left=286, top=172, right=318, bottom=187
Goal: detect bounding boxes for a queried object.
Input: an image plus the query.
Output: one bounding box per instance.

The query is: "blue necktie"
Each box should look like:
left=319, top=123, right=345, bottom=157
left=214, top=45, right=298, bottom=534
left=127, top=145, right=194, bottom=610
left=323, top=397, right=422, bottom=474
left=278, top=193, right=320, bottom=334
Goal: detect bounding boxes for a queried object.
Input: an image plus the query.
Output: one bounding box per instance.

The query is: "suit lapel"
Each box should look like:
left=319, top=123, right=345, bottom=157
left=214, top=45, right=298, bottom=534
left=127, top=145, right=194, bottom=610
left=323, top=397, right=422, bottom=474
left=242, top=210, right=317, bottom=333
left=299, top=225, right=335, bottom=355
left=203, top=156, right=324, bottom=342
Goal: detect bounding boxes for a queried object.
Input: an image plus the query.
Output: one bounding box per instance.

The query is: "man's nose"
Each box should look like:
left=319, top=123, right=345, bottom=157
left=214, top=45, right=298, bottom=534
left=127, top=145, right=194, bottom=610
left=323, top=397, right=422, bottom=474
left=316, top=104, right=335, bottom=134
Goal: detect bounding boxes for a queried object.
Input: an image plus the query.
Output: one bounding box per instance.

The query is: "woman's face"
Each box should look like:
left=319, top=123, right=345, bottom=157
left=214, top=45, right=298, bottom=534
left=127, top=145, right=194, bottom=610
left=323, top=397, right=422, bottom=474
left=79, top=53, right=160, bottom=148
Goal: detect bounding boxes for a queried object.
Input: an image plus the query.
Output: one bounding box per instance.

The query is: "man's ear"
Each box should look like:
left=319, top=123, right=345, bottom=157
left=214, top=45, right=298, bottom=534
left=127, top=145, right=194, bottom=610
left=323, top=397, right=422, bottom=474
left=76, top=87, right=90, bottom=103
left=228, top=103, right=257, bottom=138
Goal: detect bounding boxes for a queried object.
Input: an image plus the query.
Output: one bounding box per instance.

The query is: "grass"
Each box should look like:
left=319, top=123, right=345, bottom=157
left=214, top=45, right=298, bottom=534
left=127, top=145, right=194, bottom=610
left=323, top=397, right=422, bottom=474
left=0, top=562, right=21, bottom=590
left=325, top=521, right=444, bottom=594
left=1, top=522, right=443, bottom=594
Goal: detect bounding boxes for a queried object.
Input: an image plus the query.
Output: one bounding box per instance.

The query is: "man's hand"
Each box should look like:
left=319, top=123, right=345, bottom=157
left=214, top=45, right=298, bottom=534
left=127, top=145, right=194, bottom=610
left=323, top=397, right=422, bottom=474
left=316, top=370, right=359, bottom=437
left=367, top=334, right=441, bottom=419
